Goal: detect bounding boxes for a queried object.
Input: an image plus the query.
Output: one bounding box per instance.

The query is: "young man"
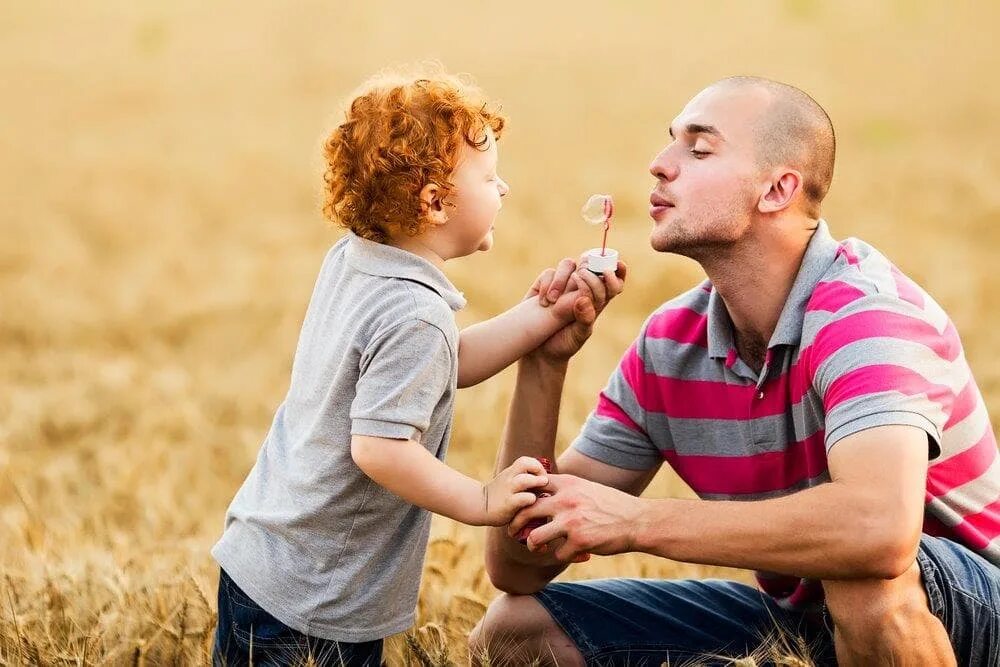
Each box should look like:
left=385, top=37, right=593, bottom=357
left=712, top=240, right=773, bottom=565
left=472, top=77, right=1000, bottom=666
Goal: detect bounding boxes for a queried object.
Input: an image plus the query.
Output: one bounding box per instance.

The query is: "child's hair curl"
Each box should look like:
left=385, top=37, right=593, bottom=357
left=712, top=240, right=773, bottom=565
left=322, top=65, right=506, bottom=243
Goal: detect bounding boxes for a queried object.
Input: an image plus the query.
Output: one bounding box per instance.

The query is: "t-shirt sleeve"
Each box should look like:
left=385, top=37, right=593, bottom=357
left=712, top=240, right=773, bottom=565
left=807, top=293, right=960, bottom=458
left=572, top=334, right=662, bottom=471
left=350, top=319, right=453, bottom=442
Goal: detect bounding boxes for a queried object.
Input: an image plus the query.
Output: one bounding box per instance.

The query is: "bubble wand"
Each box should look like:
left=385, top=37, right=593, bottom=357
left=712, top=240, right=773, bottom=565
left=581, top=194, right=619, bottom=274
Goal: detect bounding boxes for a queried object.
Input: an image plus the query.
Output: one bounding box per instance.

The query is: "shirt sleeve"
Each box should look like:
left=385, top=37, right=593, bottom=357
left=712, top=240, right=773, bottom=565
left=350, top=319, right=453, bottom=442
left=807, top=292, right=962, bottom=458
left=572, top=332, right=662, bottom=471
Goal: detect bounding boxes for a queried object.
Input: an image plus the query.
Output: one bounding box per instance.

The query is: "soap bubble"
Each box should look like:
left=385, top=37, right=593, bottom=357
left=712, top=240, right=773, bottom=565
left=581, top=194, right=614, bottom=226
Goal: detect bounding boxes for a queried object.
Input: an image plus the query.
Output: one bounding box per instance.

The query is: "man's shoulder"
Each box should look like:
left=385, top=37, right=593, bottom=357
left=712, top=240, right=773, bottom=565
left=632, top=280, right=713, bottom=353
left=645, top=280, right=712, bottom=322
left=802, top=237, right=957, bottom=361
left=807, top=236, right=946, bottom=327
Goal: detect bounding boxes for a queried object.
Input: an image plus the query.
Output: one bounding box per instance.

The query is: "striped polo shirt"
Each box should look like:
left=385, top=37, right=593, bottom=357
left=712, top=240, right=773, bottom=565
left=573, top=220, right=999, bottom=609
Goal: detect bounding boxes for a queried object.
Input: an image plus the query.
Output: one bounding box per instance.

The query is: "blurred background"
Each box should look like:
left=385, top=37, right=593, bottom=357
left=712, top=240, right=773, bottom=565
left=2, top=1, right=998, bottom=663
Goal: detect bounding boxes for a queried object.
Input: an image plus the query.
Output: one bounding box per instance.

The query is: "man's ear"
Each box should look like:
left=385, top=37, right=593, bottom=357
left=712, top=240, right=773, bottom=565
left=758, top=170, right=802, bottom=214
left=419, top=183, right=448, bottom=226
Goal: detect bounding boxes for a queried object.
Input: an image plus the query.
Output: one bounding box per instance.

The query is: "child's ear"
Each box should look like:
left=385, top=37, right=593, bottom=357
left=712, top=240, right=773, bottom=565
left=419, top=183, right=448, bottom=226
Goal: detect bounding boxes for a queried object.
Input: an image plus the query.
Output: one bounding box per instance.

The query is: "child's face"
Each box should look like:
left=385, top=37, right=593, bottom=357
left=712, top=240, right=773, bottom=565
left=443, top=128, right=509, bottom=256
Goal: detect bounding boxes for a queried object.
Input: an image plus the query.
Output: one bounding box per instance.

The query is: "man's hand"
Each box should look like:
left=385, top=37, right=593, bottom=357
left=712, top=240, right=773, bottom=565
left=526, top=256, right=627, bottom=363
left=506, top=473, right=644, bottom=562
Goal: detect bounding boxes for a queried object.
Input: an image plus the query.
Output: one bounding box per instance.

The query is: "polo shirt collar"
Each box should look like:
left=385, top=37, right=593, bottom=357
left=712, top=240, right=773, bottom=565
left=769, top=219, right=840, bottom=347
left=344, top=233, right=467, bottom=311
left=706, top=219, right=839, bottom=358
left=707, top=287, right=735, bottom=360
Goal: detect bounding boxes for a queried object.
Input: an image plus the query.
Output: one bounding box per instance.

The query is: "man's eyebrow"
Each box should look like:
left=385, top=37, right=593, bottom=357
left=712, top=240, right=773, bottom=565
left=668, top=123, right=725, bottom=140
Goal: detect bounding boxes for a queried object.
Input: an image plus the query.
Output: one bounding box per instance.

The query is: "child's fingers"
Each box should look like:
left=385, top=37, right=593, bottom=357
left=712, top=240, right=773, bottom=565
left=513, top=491, right=540, bottom=508
left=571, top=553, right=591, bottom=563
left=532, top=268, right=555, bottom=303
left=512, top=472, right=548, bottom=491
left=544, top=258, right=578, bottom=305
left=513, top=456, right=546, bottom=475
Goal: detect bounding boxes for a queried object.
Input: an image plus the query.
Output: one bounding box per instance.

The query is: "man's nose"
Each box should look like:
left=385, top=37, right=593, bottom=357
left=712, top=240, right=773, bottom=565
left=649, top=151, right=679, bottom=182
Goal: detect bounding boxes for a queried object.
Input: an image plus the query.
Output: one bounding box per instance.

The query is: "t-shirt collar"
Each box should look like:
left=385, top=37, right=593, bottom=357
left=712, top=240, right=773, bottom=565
left=344, top=232, right=467, bottom=311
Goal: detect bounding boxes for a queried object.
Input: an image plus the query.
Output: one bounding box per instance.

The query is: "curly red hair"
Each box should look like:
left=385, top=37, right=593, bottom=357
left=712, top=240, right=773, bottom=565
left=322, top=68, right=506, bottom=243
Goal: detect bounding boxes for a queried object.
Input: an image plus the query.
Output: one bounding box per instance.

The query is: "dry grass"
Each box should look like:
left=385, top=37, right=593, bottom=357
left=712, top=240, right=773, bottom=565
left=1, top=1, right=998, bottom=664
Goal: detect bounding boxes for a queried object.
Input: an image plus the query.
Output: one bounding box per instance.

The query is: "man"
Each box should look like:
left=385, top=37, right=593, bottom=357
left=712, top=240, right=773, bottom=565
left=470, top=77, right=1000, bottom=666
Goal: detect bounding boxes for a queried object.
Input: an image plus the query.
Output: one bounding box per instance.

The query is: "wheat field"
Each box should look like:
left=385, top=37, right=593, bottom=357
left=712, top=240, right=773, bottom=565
left=2, top=1, right=998, bottom=664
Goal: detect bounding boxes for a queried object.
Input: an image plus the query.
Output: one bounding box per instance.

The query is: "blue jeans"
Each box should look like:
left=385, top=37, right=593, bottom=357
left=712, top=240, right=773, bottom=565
left=213, top=569, right=383, bottom=666
left=533, top=536, right=999, bottom=666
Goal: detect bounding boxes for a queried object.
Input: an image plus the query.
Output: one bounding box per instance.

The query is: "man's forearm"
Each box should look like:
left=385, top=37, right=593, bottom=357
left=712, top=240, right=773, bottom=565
left=485, top=355, right=572, bottom=593
left=457, top=299, right=569, bottom=389
left=493, top=354, right=568, bottom=472
left=637, top=480, right=922, bottom=580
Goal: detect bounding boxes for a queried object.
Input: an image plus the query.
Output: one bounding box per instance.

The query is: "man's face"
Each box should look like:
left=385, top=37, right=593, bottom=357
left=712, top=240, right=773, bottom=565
left=648, top=85, right=770, bottom=257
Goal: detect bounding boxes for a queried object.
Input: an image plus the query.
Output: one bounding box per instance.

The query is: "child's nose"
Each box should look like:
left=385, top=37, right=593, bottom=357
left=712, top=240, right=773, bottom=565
left=498, top=178, right=510, bottom=197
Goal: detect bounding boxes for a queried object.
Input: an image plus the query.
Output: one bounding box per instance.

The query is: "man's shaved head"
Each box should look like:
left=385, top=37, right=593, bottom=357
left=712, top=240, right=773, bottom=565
left=648, top=77, right=836, bottom=257
left=712, top=76, right=836, bottom=216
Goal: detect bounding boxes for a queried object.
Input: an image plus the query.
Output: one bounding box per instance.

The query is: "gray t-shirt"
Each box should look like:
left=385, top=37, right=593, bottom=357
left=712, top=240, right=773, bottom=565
left=212, top=232, right=466, bottom=642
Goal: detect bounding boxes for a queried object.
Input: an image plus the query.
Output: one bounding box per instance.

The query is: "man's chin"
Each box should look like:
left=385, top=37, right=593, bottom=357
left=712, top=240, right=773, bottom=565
left=649, top=230, right=701, bottom=257
left=649, top=229, right=680, bottom=254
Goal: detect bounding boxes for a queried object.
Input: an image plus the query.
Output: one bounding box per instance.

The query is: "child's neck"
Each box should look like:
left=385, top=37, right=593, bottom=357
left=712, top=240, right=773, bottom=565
left=385, top=233, right=448, bottom=270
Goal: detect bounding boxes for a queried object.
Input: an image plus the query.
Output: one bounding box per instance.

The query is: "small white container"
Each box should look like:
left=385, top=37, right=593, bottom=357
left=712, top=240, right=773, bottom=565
left=585, top=248, right=619, bottom=275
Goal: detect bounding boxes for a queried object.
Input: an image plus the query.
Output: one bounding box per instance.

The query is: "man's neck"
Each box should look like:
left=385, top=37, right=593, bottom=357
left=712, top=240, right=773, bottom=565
left=701, top=217, right=818, bottom=356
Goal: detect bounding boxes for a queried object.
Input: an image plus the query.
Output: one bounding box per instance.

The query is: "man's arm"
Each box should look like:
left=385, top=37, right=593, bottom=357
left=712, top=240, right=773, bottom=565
left=480, top=260, right=637, bottom=594
left=484, top=359, right=660, bottom=593
left=516, top=424, right=928, bottom=580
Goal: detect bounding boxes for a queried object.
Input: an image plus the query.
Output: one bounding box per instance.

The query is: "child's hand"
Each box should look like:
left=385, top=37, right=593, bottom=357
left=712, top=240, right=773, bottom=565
left=546, top=274, right=589, bottom=322
left=482, top=456, right=550, bottom=526
left=525, top=258, right=578, bottom=306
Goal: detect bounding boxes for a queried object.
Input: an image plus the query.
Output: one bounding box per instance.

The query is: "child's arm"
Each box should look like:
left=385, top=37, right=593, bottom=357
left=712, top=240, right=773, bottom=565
left=458, top=270, right=593, bottom=388
left=351, top=435, right=548, bottom=526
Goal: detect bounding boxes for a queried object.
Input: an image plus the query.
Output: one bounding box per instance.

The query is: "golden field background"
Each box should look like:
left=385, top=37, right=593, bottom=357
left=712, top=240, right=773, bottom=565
left=2, top=1, right=999, bottom=664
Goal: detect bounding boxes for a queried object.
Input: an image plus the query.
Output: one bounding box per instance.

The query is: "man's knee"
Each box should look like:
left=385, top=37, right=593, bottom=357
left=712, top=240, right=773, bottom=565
left=469, top=593, right=578, bottom=667
left=469, top=594, right=550, bottom=663
left=823, top=560, right=931, bottom=638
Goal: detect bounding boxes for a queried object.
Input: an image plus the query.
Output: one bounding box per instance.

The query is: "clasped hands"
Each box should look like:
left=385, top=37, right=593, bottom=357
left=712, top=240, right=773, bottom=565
left=506, top=473, right=645, bottom=563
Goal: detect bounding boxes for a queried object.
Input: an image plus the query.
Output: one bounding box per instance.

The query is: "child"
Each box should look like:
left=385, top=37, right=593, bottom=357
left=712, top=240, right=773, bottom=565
left=211, top=67, right=607, bottom=666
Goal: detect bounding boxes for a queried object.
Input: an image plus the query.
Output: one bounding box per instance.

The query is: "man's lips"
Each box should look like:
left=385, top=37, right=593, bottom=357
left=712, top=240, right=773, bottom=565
left=649, top=193, right=675, bottom=218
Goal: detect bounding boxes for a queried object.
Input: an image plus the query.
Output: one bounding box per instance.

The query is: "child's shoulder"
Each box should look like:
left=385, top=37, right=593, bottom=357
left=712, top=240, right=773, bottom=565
left=378, top=278, right=457, bottom=336
left=318, top=234, right=458, bottom=344
left=343, top=272, right=457, bottom=349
